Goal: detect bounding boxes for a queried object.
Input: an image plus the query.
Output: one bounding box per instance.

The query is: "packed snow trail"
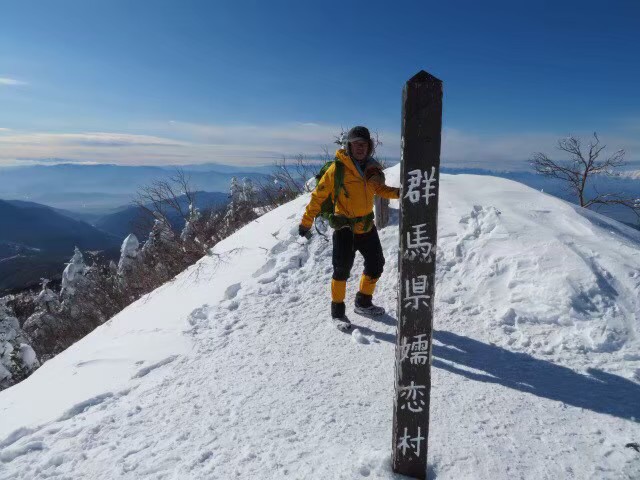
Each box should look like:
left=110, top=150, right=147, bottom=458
left=1, top=169, right=639, bottom=479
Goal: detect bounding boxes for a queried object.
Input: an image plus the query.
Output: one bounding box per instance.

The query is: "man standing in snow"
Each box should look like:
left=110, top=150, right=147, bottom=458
left=299, top=126, right=400, bottom=331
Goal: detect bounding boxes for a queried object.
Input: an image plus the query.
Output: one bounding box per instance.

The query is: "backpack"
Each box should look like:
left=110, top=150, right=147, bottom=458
left=313, top=157, right=375, bottom=232
left=315, top=157, right=347, bottom=223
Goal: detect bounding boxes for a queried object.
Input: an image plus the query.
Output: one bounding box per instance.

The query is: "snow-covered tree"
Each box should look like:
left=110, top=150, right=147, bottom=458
left=180, top=204, right=201, bottom=243
left=241, top=178, right=256, bottom=204
left=142, top=218, right=174, bottom=256
left=61, top=247, right=87, bottom=297
left=0, top=299, right=39, bottom=390
left=118, top=233, right=140, bottom=276
left=223, top=175, right=260, bottom=235
left=35, top=279, right=60, bottom=314
left=23, top=279, right=65, bottom=360
left=229, top=177, right=242, bottom=203
left=137, top=216, right=184, bottom=284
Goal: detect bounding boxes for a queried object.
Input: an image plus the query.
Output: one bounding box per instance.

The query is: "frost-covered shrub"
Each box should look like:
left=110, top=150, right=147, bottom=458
left=180, top=204, right=200, bottom=243
left=36, top=279, right=60, bottom=313
left=23, top=280, right=64, bottom=360
left=241, top=178, right=256, bottom=204
left=0, top=299, right=39, bottom=390
left=118, top=233, right=140, bottom=276
left=22, top=309, right=65, bottom=361
left=61, top=247, right=87, bottom=297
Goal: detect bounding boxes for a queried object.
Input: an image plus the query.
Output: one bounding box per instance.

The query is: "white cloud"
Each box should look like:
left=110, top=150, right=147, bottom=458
left=0, top=123, right=637, bottom=170
left=441, top=129, right=558, bottom=170
left=0, top=132, right=189, bottom=165
left=164, top=121, right=351, bottom=149
left=158, top=121, right=402, bottom=161
left=616, top=170, right=640, bottom=179
left=0, top=77, right=27, bottom=86
left=441, top=128, right=640, bottom=171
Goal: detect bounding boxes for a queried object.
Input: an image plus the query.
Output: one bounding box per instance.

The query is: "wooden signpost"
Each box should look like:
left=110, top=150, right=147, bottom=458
left=392, top=70, right=443, bottom=479
left=375, top=197, right=390, bottom=229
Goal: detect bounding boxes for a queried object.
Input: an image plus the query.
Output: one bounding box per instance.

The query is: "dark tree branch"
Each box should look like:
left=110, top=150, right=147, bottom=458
left=531, top=133, right=635, bottom=216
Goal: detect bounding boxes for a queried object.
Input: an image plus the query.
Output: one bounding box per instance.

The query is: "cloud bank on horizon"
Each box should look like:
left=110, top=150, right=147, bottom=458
left=0, top=76, right=27, bottom=86
left=0, top=121, right=639, bottom=172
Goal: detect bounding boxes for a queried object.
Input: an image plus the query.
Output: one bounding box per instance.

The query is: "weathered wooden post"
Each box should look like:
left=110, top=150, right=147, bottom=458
left=375, top=197, right=390, bottom=229
left=392, top=70, right=443, bottom=479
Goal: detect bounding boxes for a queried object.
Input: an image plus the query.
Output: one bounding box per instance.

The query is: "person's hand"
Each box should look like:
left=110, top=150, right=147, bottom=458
left=299, top=225, right=312, bottom=239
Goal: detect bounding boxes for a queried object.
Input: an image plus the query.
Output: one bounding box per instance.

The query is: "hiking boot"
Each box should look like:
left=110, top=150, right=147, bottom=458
left=354, top=292, right=385, bottom=316
left=331, top=302, right=352, bottom=332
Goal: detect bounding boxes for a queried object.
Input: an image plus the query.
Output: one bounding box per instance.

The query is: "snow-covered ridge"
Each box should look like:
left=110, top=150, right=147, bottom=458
left=0, top=167, right=639, bottom=479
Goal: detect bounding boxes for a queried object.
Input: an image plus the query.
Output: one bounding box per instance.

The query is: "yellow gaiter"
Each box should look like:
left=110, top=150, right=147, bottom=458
left=359, top=274, right=378, bottom=296
left=331, top=279, right=347, bottom=303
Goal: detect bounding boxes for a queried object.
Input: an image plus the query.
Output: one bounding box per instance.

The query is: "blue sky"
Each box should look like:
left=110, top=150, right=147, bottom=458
left=1, top=0, right=639, bottom=169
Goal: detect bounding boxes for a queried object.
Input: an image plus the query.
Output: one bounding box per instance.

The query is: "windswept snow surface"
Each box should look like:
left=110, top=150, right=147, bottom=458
left=1, top=168, right=639, bottom=479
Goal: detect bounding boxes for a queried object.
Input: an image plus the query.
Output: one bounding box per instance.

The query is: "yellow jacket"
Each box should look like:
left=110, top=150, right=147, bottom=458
left=301, top=149, right=400, bottom=234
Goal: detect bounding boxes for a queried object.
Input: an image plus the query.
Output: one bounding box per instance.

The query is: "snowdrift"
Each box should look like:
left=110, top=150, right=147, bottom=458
left=1, top=167, right=639, bottom=479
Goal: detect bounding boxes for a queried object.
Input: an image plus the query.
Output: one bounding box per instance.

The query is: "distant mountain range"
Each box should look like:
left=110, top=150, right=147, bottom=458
left=0, top=163, right=273, bottom=213
left=0, top=200, right=121, bottom=293
left=0, top=200, right=118, bottom=252
left=94, top=191, right=230, bottom=239
left=0, top=190, right=232, bottom=292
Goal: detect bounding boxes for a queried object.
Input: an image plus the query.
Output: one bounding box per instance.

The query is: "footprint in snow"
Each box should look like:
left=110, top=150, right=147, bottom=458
left=132, top=355, right=179, bottom=379
left=224, top=283, right=242, bottom=300
left=269, top=240, right=289, bottom=255
left=217, top=299, right=240, bottom=311
left=185, top=305, right=210, bottom=331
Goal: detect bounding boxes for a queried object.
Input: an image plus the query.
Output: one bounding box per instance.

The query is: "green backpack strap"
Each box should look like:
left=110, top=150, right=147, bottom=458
left=316, top=158, right=348, bottom=234
left=333, top=159, right=347, bottom=202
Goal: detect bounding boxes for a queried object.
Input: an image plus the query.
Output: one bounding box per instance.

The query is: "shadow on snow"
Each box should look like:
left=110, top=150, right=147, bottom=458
left=360, top=319, right=640, bottom=422
left=434, top=330, right=640, bottom=422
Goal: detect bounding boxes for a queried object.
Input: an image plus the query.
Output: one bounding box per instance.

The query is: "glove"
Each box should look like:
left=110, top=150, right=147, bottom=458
left=365, top=167, right=385, bottom=185
left=298, top=225, right=312, bottom=239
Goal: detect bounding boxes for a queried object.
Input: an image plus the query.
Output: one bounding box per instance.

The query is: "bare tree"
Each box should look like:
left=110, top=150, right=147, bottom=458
left=531, top=133, right=639, bottom=220
left=253, top=154, right=321, bottom=211
left=274, top=154, right=319, bottom=194
left=135, top=168, right=195, bottom=227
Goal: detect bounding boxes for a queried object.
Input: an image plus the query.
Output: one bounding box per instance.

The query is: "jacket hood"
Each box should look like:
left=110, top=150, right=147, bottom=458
left=335, top=149, right=381, bottom=176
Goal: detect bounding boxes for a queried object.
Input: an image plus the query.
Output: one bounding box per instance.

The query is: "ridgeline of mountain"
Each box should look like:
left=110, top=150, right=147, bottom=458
left=4, top=200, right=101, bottom=224
left=94, top=191, right=230, bottom=239
left=0, top=163, right=271, bottom=212
left=0, top=200, right=117, bottom=252
left=0, top=200, right=120, bottom=292
left=441, top=167, right=640, bottom=227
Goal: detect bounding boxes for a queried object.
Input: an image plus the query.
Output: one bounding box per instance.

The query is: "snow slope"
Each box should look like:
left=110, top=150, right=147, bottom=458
left=1, top=168, right=639, bottom=479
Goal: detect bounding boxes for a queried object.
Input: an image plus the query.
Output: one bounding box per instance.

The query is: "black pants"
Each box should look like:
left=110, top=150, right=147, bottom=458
left=332, top=226, right=385, bottom=281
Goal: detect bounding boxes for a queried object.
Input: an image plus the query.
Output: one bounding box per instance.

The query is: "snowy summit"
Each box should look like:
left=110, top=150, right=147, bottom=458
left=0, top=167, right=639, bottom=479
